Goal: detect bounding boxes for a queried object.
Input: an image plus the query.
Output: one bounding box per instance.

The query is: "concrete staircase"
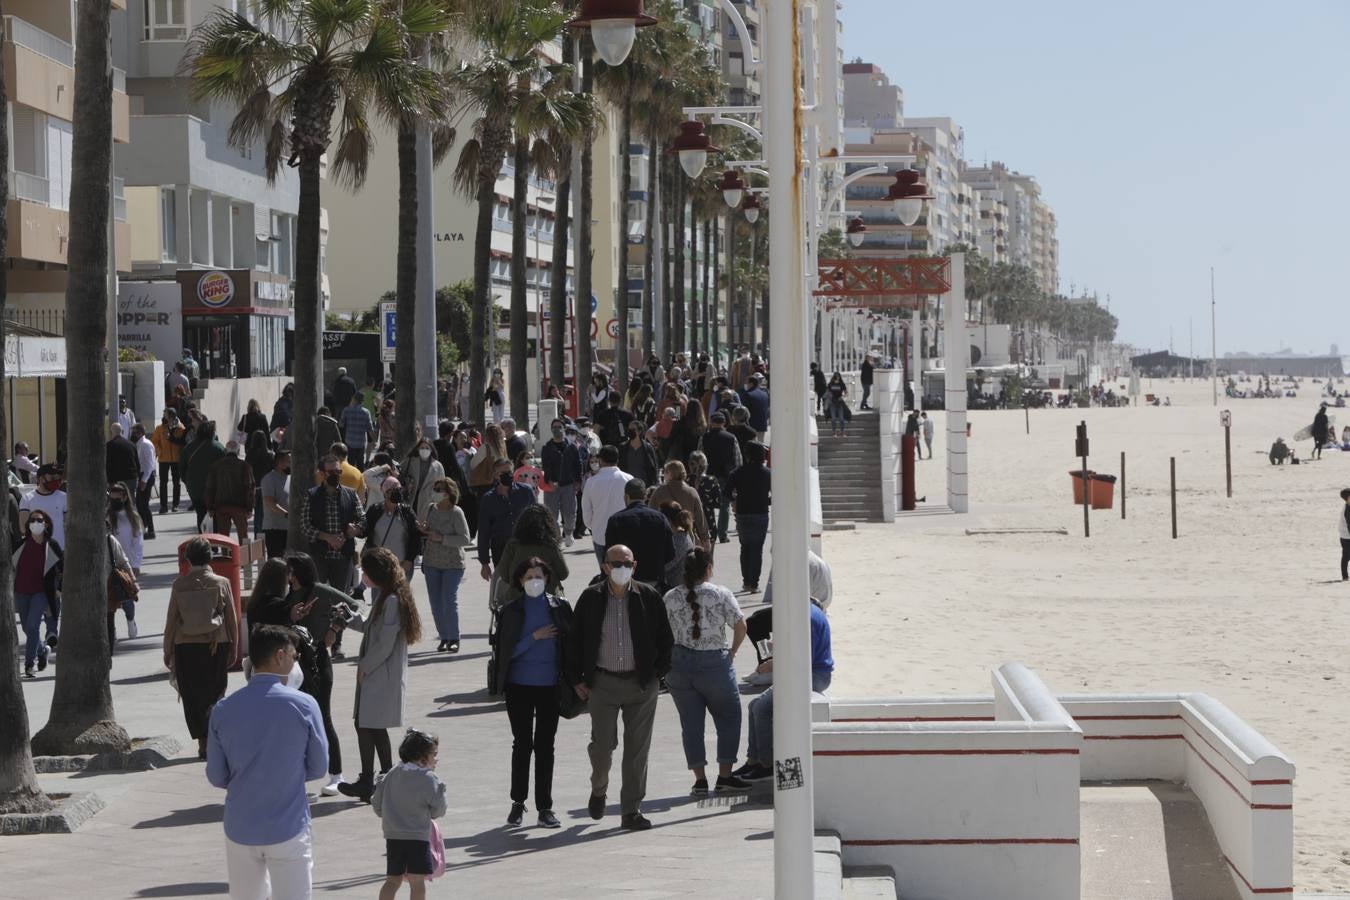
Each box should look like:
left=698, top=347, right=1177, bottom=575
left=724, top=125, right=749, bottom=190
left=816, top=408, right=885, bottom=523
left=816, top=831, right=899, bottom=899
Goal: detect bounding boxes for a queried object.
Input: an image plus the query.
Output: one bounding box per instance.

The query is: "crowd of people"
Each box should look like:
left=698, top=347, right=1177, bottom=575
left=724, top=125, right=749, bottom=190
left=11, top=345, right=846, bottom=898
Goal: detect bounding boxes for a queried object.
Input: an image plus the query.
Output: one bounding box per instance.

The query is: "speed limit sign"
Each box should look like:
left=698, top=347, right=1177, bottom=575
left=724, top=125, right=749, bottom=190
left=606, top=318, right=621, bottom=339
left=1220, top=410, right=1231, bottom=428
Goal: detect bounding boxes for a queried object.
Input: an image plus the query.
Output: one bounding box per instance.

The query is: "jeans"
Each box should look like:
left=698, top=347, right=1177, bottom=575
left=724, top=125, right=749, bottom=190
left=586, top=671, right=659, bottom=814
left=747, top=669, right=832, bottom=767
left=505, top=683, right=560, bottom=810
left=213, top=505, right=250, bottom=543
left=423, top=565, right=464, bottom=642
left=263, top=529, right=288, bottom=560
left=1342, top=538, right=1350, bottom=580
left=666, top=646, right=742, bottom=768
left=137, top=481, right=155, bottom=535
left=15, top=591, right=46, bottom=667
left=225, top=828, right=312, bottom=900
left=829, top=399, right=847, bottom=432
left=316, top=554, right=355, bottom=593
left=716, top=476, right=732, bottom=540
left=544, top=482, right=577, bottom=536
left=159, top=461, right=181, bottom=513
left=737, top=513, right=769, bottom=588
left=106, top=598, right=136, bottom=655
left=252, top=488, right=264, bottom=536
left=348, top=444, right=367, bottom=469
left=861, top=382, right=872, bottom=408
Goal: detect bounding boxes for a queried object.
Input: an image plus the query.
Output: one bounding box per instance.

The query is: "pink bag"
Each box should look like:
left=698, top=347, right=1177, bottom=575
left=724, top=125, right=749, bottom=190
left=428, top=820, right=445, bottom=881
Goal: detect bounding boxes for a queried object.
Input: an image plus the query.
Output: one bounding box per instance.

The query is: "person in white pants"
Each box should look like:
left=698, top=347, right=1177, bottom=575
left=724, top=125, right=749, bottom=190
left=207, top=625, right=329, bottom=900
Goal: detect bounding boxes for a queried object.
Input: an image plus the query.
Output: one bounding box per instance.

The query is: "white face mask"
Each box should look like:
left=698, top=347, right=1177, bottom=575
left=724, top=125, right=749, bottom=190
left=608, top=566, right=633, bottom=587
left=28, top=522, right=45, bottom=537
left=522, top=578, right=546, bottom=597
left=419, top=448, right=432, bottom=460
left=286, top=660, right=305, bottom=691
left=430, top=491, right=446, bottom=505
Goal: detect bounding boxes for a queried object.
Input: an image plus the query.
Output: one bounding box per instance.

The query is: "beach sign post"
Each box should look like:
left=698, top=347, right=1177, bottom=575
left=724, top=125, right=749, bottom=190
left=1221, top=409, right=1233, bottom=498
left=1171, top=456, right=1179, bottom=538
left=1077, top=421, right=1090, bottom=538
left=1120, top=451, right=1126, bottom=519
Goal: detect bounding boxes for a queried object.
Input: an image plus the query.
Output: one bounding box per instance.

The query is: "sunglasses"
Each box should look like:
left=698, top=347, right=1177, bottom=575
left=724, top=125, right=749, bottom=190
left=606, top=560, right=634, bottom=569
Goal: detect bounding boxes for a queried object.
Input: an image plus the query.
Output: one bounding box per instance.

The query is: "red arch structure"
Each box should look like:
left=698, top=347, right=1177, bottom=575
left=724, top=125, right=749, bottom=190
left=814, top=257, right=952, bottom=308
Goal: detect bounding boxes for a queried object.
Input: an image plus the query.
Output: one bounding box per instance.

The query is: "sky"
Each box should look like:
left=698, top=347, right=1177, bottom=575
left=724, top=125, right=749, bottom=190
left=838, top=0, right=1350, bottom=356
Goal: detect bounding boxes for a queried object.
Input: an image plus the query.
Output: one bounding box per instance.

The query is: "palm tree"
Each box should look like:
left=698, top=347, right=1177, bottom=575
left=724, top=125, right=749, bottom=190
left=0, top=0, right=53, bottom=806
left=575, top=50, right=595, bottom=410
left=187, top=0, right=448, bottom=549
left=451, top=0, right=566, bottom=423
left=31, top=0, right=129, bottom=757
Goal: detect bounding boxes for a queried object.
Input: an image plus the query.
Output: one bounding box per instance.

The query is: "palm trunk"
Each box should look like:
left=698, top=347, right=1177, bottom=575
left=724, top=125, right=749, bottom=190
left=548, top=161, right=571, bottom=394
left=0, top=0, right=51, bottom=808
left=712, top=214, right=721, bottom=365
left=641, top=129, right=658, bottom=360
left=509, top=136, right=530, bottom=424
left=469, top=166, right=496, bottom=425
left=394, top=121, right=418, bottom=456
left=673, top=172, right=685, bottom=355
left=659, top=153, right=672, bottom=361
left=575, top=53, right=595, bottom=408
left=286, top=155, right=324, bottom=551
left=32, top=0, right=128, bottom=756
left=614, top=84, right=633, bottom=393
left=688, top=201, right=698, bottom=351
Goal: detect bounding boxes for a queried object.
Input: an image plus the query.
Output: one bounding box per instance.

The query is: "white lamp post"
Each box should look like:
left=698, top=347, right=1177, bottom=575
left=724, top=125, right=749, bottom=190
left=716, top=169, right=747, bottom=210
left=846, top=215, right=866, bottom=249
left=886, top=169, right=933, bottom=228
left=566, top=0, right=657, bottom=67
left=667, top=120, right=720, bottom=180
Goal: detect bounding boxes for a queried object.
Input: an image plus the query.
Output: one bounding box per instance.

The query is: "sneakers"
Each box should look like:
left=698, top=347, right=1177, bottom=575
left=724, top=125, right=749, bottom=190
left=128, top=621, right=139, bottom=639
left=716, top=774, right=752, bottom=792
left=23, top=666, right=35, bottom=679
left=320, top=775, right=343, bottom=797
left=564, top=534, right=574, bottom=548
left=507, top=802, right=526, bottom=826
left=36, top=648, right=47, bottom=672
left=690, top=778, right=710, bottom=797
left=447, top=642, right=460, bottom=654
left=587, top=794, right=605, bottom=820
left=537, top=809, right=561, bottom=829
left=744, top=670, right=773, bottom=686
left=736, top=764, right=773, bottom=781
left=436, top=640, right=447, bottom=652
left=620, top=813, right=652, bottom=831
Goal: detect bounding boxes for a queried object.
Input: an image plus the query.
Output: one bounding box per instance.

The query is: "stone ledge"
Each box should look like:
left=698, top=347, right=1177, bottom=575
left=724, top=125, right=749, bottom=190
left=33, top=735, right=182, bottom=773
left=0, top=792, right=105, bottom=835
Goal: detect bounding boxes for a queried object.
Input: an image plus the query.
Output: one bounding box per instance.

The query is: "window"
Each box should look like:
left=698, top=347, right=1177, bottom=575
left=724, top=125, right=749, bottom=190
left=145, top=0, right=188, bottom=41
left=161, top=188, right=177, bottom=260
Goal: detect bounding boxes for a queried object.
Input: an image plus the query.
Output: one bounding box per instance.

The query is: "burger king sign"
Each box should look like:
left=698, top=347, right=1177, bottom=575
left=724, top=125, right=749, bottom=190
left=196, top=271, right=235, bottom=309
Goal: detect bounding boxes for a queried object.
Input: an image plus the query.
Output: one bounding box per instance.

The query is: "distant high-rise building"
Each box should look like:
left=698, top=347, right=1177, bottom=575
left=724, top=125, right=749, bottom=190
left=959, top=161, right=1058, bottom=293
left=842, top=61, right=903, bottom=129
left=722, top=0, right=761, bottom=107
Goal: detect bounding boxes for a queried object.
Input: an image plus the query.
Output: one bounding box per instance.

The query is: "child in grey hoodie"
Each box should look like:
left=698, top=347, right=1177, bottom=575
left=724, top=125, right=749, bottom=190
left=372, top=730, right=448, bottom=899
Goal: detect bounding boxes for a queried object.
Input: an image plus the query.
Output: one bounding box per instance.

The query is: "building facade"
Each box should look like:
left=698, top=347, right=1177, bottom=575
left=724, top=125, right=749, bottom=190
left=959, top=161, right=1058, bottom=293
left=842, top=61, right=902, bottom=129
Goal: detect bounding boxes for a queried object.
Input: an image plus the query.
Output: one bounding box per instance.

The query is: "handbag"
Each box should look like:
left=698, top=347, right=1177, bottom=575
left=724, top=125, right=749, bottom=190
left=107, top=568, right=139, bottom=612
left=428, top=820, right=445, bottom=881
left=485, top=609, right=500, bottom=696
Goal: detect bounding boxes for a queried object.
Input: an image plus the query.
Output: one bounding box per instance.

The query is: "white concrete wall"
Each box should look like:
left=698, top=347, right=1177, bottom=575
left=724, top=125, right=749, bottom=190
left=874, top=369, right=902, bottom=520
left=197, top=376, right=290, bottom=441
left=943, top=256, right=969, bottom=512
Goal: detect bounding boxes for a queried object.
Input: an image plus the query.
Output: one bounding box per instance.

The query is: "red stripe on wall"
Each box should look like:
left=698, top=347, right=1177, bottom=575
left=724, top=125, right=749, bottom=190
left=1083, top=733, right=1183, bottom=741
left=1222, top=855, right=1293, bottom=894
left=815, top=748, right=1079, bottom=757
left=843, top=838, right=1078, bottom=847
left=832, top=716, right=997, bottom=723
left=1074, top=714, right=1182, bottom=721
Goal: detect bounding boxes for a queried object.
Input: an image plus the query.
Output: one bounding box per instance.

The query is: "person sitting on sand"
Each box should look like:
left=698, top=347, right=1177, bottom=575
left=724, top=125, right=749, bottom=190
left=1270, top=438, right=1290, bottom=466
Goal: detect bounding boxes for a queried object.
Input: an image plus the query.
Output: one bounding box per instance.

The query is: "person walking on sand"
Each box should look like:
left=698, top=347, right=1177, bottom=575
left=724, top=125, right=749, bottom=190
left=1311, top=403, right=1331, bottom=460
left=372, top=729, right=447, bottom=900
left=1339, top=488, right=1350, bottom=582
left=207, top=625, right=329, bottom=900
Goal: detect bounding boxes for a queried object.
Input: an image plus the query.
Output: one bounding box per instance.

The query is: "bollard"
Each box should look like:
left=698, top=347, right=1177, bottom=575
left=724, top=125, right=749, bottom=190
left=1120, top=451, right=1126, bottom=519
left=1025, top=405, right=1030, bottom=435
left=1170, top=457, right=1178, bottom=539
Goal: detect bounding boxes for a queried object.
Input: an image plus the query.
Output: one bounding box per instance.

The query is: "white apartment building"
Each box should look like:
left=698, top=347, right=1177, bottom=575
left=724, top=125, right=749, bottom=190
left=959, top=160, right=1060, bottom=291
left=842, top=61, right=902, bottom=129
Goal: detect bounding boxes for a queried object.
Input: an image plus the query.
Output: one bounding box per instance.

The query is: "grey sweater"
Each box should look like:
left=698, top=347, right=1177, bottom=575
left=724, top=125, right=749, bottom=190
left=371, top=762, right=447, bottom=841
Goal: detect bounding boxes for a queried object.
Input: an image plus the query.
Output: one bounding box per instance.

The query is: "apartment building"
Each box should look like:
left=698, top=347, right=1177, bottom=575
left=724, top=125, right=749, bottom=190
left=5, top=0, right=133, bottom=332
left=896, top=117, right=969, bottom=250
left=722, top=0, right=760, bottom=107
left=114, top=0, right=325, bottom=380
left=842, top=61, right=902, bottom=129
left=841, top=128, right=930, bottom=258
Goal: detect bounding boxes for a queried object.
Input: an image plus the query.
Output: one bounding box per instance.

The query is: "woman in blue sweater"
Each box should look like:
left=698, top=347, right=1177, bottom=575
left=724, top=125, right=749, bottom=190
left=491, top=556, right=575, bottom=829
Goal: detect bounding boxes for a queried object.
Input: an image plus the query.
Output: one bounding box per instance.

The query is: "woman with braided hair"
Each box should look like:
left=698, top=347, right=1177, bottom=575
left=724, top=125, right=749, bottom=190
left=661, top=547, right=750, bottom=796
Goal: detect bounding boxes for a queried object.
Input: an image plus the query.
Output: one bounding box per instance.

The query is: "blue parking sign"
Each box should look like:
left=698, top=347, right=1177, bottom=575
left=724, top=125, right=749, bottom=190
left=381, top=302, right=396, bottom=361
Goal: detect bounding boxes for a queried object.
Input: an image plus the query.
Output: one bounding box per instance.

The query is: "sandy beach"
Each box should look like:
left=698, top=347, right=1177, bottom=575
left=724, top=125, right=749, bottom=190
left=823, top=377, right=1350, bottom=893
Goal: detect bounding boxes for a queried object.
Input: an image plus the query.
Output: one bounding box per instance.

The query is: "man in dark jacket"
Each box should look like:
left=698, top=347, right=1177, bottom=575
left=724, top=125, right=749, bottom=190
left=604, top=480, right=675, bottom=589
left=727, top=406, right=758, bottom=451
left=205, top=441, right=255, bottom=542
left=270, top=383, right=295, bottom=432
left=314, top=407, right=342, bottom=458
left=860, top=355, right=874, bottom=410
left=299, top=454, right=363, bottom=593
left=616, top=424, right=661, bottom=485
left=566, top=543, right=673, bottom=830
left=594, top=392, right=634, bottom=448
left=541, top=417, right=583, bottom=544
left=729, top=441, right=772, bottom=592
left=738, top=374, right=770, bottom=438
left=332, top=366, right=358, bottom=411
left=105, top=423, right=141, bottom=500
left=477, top=458, right=536, bottom=580
left=697, top=413, right=742, bottom=543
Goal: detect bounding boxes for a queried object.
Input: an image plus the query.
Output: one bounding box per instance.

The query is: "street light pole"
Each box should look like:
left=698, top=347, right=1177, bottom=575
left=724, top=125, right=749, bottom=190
left=764, top=0, right=814, bottom=896
left=1210, top=267, right=1217, bottom=406
left=414, top=103, right=437, bottom=434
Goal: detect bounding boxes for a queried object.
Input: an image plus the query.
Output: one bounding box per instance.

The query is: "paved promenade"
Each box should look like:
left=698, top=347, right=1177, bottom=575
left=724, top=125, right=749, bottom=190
left=2, top=509, right=776, bottom=899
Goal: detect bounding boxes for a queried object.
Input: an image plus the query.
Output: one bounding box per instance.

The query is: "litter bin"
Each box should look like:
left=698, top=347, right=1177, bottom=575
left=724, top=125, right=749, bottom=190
left=1068, top=471, right=1117, bottom=509
left=178, top=534, right=244, bottom=669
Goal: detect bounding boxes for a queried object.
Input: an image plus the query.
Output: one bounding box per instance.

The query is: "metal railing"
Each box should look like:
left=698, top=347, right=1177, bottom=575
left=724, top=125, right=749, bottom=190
left=9, top=170, right=50, bottom=205
left=3, top=16, right=73, bottom=67
left=3, top=307, right=66, bottom=336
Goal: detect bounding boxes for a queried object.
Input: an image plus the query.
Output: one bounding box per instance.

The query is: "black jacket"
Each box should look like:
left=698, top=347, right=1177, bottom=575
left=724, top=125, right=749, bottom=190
left=565, top=579, right=672, bottom=689
left=362, top=502, right=425, bottom=562
left=699, top=427, right=742, bottom=478
left=106, top=435, right=140, bottom=484
left=333, top=374, right=358, bottom=411
left=493, top=593, right=575, bottom=695
left=604, top=501, right=675, bottom=587
left=595, top=404, right=634, bottom=447
left=505, top=433, right=527, bottom=463
left=541, top=438, right=583, bottom=486
left=617, top=440, right=661, bottom=484
left=315, top=414, right=342, bottom=456
left=861, top=360, right=874, bottom=386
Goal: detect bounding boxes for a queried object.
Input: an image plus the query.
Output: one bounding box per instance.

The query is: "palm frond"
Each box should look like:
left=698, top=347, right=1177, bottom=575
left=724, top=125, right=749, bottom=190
left=431, top=123, right=457, bottom=167
left=453, top=137, right=483, bottom=197
left=329, top=94, right=374, bottom=189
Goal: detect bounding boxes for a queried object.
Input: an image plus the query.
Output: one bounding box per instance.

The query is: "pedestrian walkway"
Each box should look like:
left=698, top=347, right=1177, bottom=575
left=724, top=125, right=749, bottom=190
left=2, top=510, right=777, bottom=898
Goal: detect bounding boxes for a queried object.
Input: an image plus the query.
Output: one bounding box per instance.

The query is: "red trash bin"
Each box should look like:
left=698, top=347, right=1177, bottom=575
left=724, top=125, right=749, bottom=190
left=178, top=534, right=245, bottom=670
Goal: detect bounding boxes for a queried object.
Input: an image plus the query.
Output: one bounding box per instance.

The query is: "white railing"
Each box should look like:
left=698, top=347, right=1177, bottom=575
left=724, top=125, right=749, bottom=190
left=9, top=170, right=50, bottom=205
left=3, top=16, right=73, bottom=67
left=113, top=177, right=127, bottom=222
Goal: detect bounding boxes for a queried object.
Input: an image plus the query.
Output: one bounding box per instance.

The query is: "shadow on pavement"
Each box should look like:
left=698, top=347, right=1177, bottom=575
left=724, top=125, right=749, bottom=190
left=408, top=651, right=490, bottom=668
left=428, top=702, right=506, bottom=718
left=134, top=882, right=228, bottom=896
left=133, top=803, right=224, bottom=829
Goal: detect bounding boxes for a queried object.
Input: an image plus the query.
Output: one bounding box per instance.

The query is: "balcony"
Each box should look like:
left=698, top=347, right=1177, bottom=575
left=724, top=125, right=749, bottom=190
left=7, top=170, right=131, bottom=272
left=3, top=16, right=129, bottom=142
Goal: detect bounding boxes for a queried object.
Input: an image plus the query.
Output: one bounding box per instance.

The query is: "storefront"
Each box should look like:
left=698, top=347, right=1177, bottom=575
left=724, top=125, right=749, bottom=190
left=178, top=269, right=291, bottom=380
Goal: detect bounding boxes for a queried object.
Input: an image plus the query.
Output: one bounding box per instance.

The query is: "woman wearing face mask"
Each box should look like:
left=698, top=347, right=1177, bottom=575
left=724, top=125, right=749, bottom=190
left=164, top=537, right=239, bottom=758
left=617, top=422, right=661, bottom=486
left=107, top=483, right=144, bottom=575
left=104, top=487, right=141, bottom=653
left=402, top=437, right=445, bottom=518
left=493, top=504, right=569, bottom=610
left=337, top=547, right=423, bottom=803
left=418, top=479, right=473, bottom=652
left=492, top=557, right=574, bottom=828
left=662, top=547, right=749, bottom=795
left=360, top=477, right=424, bottom=579
left=283, top=552, right=352, bottom=796
left=13, top=511, right=63, bottom=678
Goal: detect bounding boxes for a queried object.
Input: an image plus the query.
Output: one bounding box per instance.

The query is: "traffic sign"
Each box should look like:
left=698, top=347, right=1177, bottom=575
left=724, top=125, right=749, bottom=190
left=606, top=318, right=621, bottom=339
left=1219, top=410, right=1232, bottom=428
left=380, top=302, right=396, bottom=362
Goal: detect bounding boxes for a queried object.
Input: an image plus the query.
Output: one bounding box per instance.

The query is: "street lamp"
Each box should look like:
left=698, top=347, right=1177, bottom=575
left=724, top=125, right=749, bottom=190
left=846, top=215, right=866, bottom=248
left=716, top=169, right=746, bottom=210
left=886, top=169, right=933, bottom=228
left=667, top=120, right=720, bottom=179
left=567, top=0, right=657, bottom=67
left=742, top=192, right=761, bottom=224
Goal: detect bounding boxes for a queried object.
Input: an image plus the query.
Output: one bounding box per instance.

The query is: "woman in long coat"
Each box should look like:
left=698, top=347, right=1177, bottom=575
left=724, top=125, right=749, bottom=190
left=336, top=546, right=422, bottom=802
